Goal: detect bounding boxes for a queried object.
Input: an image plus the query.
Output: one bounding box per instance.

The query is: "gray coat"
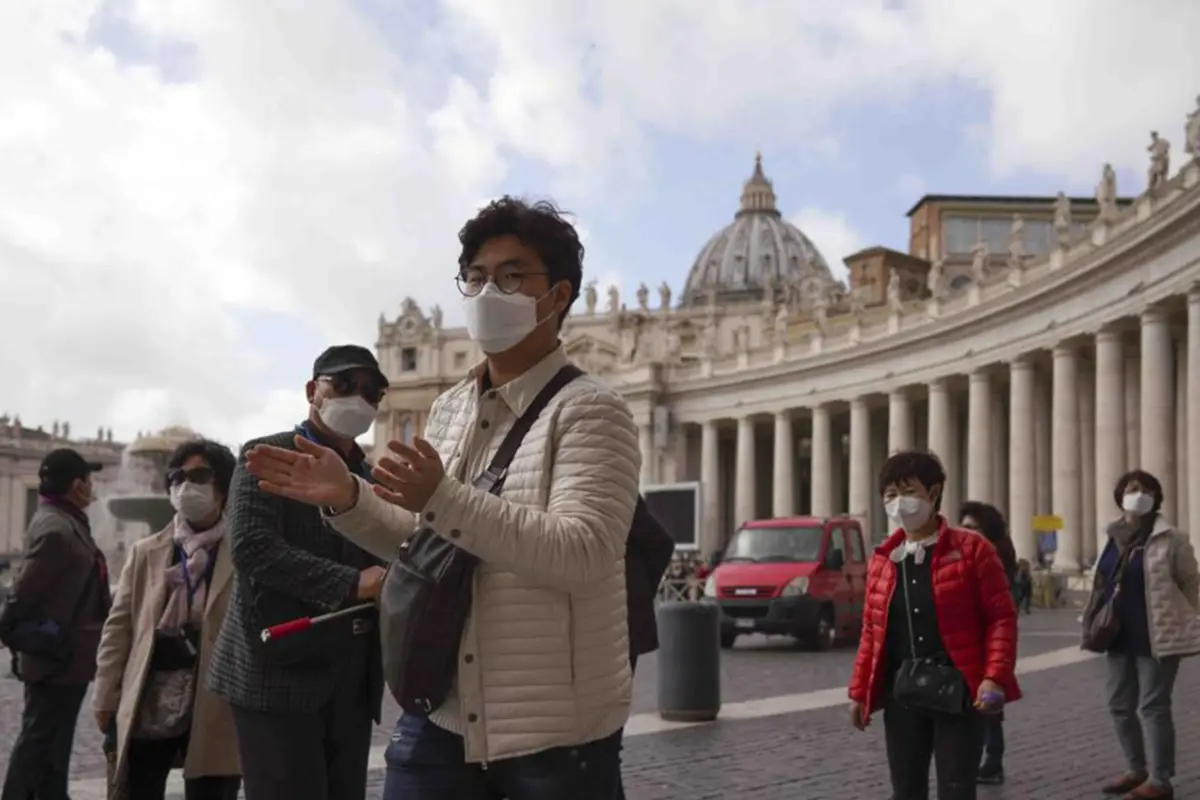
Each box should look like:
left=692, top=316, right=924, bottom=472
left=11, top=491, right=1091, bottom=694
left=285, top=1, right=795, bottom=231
left=10, top=502, right=110, bottom=684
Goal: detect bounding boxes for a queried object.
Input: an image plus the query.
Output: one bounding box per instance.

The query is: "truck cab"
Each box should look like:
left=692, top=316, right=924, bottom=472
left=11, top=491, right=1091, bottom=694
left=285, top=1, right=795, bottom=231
left=702, top=516, right=867, bottom=650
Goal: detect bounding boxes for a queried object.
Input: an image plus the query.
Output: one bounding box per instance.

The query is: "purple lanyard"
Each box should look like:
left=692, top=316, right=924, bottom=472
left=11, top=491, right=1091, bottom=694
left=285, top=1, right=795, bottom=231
left=176, top=544, right=216, bottom=618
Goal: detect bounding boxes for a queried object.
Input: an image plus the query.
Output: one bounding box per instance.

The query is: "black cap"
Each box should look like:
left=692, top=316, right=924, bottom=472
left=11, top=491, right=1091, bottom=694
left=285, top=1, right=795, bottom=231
left=312, top=345, right=387, bottom=387
left=38, top=448, right=103, bottom=494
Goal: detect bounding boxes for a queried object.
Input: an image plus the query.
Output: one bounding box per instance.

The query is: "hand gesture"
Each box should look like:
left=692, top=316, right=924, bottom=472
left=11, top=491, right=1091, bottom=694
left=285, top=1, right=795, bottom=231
left=245, top=436, right=357, bottom=511
left=372, top=437, right=446, bottom=512
left=974, top=678, right=1005, bottom=714
left=356, top=566, right=386, bottom=601
left=849, top=701, right=870, bottom=731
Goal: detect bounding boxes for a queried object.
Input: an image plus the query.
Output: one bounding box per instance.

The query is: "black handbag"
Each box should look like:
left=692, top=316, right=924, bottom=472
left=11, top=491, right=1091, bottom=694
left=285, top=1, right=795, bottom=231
left=1081, top=541, right=1142, bottom=654
left=379, top=366, right=582, bottom=714
left=891, top=558, right=967, bottom=715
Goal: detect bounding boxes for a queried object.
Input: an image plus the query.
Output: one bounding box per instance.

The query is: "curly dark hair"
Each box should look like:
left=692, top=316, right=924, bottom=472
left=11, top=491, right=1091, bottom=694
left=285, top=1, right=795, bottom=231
left=457, top=196, right=584, bottom=327
left=878, top=449, right=947, bottom=512
left=166, top=439, right=237, bottom=499
left=958, top=501, right=1007, bottom=545
left=1113, top=469, right=1164, bottom=516
left=959, top=501, right=1017, bottom=579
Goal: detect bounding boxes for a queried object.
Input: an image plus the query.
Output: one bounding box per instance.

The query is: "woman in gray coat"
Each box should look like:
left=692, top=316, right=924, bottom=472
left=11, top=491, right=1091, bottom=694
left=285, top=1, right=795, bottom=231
left=1086, top=470, right=1200, bottom=799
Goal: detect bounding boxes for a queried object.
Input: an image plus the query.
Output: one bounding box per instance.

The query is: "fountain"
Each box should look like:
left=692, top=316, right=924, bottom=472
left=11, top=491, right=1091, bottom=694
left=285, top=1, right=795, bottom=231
left=102, top=426, right=203, bottom=546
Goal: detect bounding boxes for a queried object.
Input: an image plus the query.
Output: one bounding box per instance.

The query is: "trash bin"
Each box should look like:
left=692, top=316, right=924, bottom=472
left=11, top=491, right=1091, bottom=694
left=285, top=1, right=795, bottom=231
left=656, top=601, right=721, bottom=722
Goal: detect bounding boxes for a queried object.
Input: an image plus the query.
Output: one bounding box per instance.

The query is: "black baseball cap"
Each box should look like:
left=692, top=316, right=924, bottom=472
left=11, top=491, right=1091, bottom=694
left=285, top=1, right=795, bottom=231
left=312, top=345, right=388, bottom=387
left=38, top=448, right=103, bottom=494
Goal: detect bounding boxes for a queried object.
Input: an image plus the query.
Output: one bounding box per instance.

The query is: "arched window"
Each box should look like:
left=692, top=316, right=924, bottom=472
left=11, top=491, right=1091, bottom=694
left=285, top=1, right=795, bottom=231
left=402, top=419, right=415, bottom=445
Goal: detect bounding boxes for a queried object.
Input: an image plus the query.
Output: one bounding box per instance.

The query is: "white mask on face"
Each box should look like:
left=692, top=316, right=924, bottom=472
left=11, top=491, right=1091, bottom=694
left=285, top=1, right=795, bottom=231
left=317, top=395, right=376, bottom=439
left=171, top=482, right=218, bottom=523
left=885, top=495, right=933, bottom=533
left=1122, top=491, right=1154, bottom=516
left=463, top=283, right=556, bottom=354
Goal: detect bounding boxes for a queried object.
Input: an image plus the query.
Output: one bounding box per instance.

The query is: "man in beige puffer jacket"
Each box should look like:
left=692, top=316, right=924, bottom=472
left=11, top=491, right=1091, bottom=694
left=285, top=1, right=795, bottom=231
left=242, top=197, right=640, bottom=800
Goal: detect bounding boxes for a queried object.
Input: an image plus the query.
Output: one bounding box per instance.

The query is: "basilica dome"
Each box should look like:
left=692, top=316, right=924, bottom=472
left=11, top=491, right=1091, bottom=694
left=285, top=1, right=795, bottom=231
left=680, top=154, right=838, bottom=308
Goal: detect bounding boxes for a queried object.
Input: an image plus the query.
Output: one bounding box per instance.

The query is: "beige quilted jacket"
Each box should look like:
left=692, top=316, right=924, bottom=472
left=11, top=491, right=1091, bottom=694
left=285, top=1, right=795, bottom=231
left=1139, top=516, right=1200, bottom=658
left=328, top=346, right=640, bottom=764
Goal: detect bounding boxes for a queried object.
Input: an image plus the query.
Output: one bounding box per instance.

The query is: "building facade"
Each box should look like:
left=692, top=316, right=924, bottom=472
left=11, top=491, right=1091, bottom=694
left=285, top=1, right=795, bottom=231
left=376, top=106, right=1200, bottom=572
left=0, top=416, right=124, bottom=557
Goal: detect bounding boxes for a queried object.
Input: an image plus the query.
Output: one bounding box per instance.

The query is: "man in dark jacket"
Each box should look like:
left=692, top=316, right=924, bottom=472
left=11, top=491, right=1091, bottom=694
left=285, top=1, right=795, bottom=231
left=1, top=448, right=111, bottom=800
left=206, top=345, right=389, bottom=800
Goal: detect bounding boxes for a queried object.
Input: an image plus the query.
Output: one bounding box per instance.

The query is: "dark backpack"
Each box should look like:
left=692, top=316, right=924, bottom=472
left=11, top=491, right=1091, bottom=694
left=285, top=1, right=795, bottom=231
left=625, top=497, right=675, bottom=657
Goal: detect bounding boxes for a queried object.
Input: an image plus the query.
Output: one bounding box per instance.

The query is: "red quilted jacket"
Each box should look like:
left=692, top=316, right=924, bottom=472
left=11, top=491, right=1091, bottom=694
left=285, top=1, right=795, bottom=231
left=847, top=517, right=1021, bottom=713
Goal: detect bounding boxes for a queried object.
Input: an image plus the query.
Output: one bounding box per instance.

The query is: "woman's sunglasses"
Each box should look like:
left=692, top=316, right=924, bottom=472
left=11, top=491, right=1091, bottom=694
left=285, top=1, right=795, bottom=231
left=166, top=467, right=215, bottom=487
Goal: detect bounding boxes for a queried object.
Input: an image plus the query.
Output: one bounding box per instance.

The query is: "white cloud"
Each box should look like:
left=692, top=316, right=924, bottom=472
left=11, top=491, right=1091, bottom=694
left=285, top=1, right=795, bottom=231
left=446, top=0, right=1198, bottom=184
left=0, top=0, right=502, bottom=445
left=790, top=209, right=865, bottom=281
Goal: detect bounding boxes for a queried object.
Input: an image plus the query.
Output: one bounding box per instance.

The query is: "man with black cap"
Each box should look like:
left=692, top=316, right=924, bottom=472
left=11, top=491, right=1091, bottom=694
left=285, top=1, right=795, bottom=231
left=1, top=448, right=111, bottom=800
left=206, top=345, right=389, bottom=800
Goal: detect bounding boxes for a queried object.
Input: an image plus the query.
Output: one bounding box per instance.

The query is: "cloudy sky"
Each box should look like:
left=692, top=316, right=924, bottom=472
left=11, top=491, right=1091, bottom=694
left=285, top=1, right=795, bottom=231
left=1, top=0, right=1197, bottom=449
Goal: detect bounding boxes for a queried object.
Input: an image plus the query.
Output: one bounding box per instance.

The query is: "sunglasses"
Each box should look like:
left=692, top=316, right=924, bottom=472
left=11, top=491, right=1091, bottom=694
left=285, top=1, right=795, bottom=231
left=318, top=374, right=386, bottom=404
left=166, top=467, right=215, bottom=487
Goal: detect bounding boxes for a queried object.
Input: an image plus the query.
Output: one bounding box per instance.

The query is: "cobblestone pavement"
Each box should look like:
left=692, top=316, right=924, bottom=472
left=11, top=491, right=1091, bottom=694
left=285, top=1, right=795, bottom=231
left=6, top=610, right=1169, bottom=798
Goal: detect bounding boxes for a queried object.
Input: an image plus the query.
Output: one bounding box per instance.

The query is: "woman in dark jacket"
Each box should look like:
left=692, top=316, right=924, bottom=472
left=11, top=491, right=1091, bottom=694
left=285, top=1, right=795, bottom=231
left=848, top=451, right=1020, bottom=800
left=958, top=501, right=1017, bottom=786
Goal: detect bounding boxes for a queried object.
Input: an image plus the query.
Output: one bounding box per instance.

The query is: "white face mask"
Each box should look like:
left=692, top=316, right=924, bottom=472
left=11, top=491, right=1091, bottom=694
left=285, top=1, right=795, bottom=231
left=463, top=283, right=556, bottom=354
left=170, top=482, right=218, bottom=523
left=885, top=495, right=933, bottom=533
left=317, top=395, right=376, bottom=439
left=1122, top=491, right=1154, bottom=516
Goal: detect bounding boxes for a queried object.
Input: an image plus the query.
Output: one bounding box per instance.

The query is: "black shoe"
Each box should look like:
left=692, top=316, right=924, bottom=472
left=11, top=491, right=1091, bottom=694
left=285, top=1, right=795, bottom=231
left=977, top=764, right=1004, bottom=785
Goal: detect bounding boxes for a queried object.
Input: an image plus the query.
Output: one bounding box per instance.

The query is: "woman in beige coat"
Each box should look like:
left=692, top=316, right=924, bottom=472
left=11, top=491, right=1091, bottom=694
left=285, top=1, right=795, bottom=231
left=94, top=440, right=241, bottom=800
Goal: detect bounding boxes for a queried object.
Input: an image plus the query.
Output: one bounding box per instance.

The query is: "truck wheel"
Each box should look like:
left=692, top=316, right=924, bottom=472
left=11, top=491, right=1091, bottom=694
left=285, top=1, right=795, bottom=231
left=720, top=630, right=738, bottom=649
left=812, top=608, right=836, bottom=652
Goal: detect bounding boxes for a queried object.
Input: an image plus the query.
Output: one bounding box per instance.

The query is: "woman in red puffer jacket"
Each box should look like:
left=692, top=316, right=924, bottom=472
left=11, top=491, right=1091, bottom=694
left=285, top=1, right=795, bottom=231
left=847, top=450, right=1020, bottom=800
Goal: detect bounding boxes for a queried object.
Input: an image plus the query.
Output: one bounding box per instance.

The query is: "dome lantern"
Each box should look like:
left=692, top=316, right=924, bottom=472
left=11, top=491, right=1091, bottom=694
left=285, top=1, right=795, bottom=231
left=737, top=152, right=780, bottom=217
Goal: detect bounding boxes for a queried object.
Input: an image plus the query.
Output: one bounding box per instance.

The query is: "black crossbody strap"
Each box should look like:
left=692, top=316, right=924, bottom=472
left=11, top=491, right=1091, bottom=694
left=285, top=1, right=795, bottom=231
left=473, top=365, right=584, bottom=494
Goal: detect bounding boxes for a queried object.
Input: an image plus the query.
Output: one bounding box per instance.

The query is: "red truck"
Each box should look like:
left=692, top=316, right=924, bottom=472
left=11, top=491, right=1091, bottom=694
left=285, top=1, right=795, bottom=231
left=702, top=516, right=868, bottom=650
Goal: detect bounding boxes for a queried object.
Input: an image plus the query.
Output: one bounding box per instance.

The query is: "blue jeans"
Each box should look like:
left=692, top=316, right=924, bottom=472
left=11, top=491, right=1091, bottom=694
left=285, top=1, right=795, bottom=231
left=383, top=714, right=623, bottom=800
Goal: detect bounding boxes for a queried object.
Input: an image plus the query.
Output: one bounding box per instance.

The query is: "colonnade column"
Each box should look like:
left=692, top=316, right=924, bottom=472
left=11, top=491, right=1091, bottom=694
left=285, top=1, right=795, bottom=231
left=1052, top=344, right=1081, bottom=570
left=1189, top=288, right=1200, bottom=549
left=772, top=411, right=795, bottom=517
left=700, top=420, right=721, bottom=556
left=638, top=424, right=654, bottom=487
left=849, top=397, right=873, bottom=524
left=1079, top=365, right=1097, bottom=565
left=1008, top=357, right=1037, bottom=562
left=967, top=370, right=993, bottom=503
left=1095, top=328, right=1127, bottom=557
left=810, top=405, right=833, bottom=517
left=1140, top=305, right=1176, bottom=521
left=1034, top=367, right=1053, bottom=515
left=1125, top=343, right=1142, bottom=466
left=927, top=379, right=959, bottom=520
left=888, top=389, right=913, bottom=453
left=734, top=416, right=757, bottom=525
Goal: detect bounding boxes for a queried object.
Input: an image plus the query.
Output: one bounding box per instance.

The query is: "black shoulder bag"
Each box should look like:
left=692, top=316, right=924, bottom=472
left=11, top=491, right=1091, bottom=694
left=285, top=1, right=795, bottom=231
left=380, top=366, right=581, bottom=714
left=1082, top=540, right=1142, bottom=653
left=890, top=558, right=967, bottom=715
